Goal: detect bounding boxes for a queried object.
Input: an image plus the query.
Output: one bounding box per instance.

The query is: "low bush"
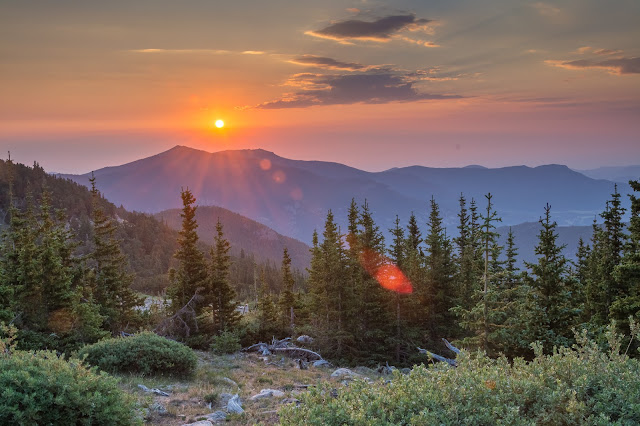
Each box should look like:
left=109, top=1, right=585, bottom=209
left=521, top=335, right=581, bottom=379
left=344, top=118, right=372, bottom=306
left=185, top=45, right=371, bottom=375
left=77, top=332, right=197, bottom=377
left=210, top=330, right=241, bottom=355
left=280, top=325, right=640, bottom=425
left=0, top=347, right=138, bottom=424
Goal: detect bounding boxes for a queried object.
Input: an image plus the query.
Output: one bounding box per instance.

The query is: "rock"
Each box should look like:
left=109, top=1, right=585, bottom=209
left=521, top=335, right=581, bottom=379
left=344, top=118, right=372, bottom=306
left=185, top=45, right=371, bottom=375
left=227, top=394, right=244, bottom=414
left=353, top=366, right=375, bottom=375
left=204, top=411, right=227, bottom=422
left=219, top=393, right=233, bottom=407
left=250, top=389, right=285, bottom=400
left=221, top=377, right=238, bottom=387
left=312, top=359, right=332, bottom=368
left=150, top=402, right=168, bottom=416
left=182, top=421, right=212, bottom=426
left=137, top=384, right=170, bottom=397
left=296, top=335, right=314, bottom=344
left=331, top=368, right=361, bottom=379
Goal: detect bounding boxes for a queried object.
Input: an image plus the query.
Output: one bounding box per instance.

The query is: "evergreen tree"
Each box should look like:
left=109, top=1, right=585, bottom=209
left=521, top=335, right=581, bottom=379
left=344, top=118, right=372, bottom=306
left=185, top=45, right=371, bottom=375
left=88, top=174, right=141, bottom=333
left=524, top=204, right=574, bottom=351
left=278, top=247, right=296, bottom=335
left=611, top=179, right=640, bottom=337
left=168, top=188, right=208, bottom=314
left=208, top=219, right=239, bottom=334
left=423, top=197, right=457, bottom=346
left=355, top=201, right=392, bottom=361
left=257, top=267, right=279, bottom=340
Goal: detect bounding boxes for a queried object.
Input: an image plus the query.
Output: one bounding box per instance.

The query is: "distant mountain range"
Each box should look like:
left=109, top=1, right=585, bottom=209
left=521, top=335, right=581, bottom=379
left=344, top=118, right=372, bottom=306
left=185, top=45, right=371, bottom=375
left=496, top=222, right=595, bottom=268
left=573, top=165, right=640, bottom=184
left=61, top=145, right=632, bottom=244
left=155, top=206, right=310, bottom=271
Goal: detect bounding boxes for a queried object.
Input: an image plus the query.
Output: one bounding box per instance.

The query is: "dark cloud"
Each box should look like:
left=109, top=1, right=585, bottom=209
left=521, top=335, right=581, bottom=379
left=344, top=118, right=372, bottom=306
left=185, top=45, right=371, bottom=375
left=547, top=57, right=640, bottom=75
left=306, top=14, right=432, bottom=42
left=289, top=55, right=374, bottom=71
left=256, top=73, right=461, bottom=109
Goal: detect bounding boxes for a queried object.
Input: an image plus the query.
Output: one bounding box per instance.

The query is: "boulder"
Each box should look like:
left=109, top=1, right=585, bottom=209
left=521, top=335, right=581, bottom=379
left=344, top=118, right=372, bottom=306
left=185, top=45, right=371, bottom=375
left=204, top=411, right=227, bottom=422
left=227, top=394, right=244, bottom=414
left=250, top=389, right=285, bottom=400
left=331, top=368, right=360, bottom=379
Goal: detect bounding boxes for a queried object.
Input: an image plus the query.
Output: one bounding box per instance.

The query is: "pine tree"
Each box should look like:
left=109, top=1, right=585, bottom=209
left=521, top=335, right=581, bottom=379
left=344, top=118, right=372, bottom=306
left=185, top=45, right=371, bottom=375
left=423, top=197, right=457, bottom=346
left=355, top=200, right=392, bottom=361
left=278, top=247, right=296, bottom=335
left=388, top=215, right=406, bottom=362
left=88, top=174, right=141, bottom=333
left=584, top=186, right=627, bottom=328
left=611, top=179, right=640, bottom=337
left=257, top=267, right=279, bottom=340
left=208, top=219, right=239, bottom=334
left=524, top=203, right=574, bottom=351
left=168, top=188, right=208, bottom=314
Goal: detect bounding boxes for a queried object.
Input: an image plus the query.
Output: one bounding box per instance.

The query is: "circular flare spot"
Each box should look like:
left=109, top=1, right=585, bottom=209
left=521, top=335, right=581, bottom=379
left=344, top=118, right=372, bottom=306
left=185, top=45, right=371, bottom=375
left=215, top=119, right=224, bottom=128
left=259, top=158, right=272, bottom=170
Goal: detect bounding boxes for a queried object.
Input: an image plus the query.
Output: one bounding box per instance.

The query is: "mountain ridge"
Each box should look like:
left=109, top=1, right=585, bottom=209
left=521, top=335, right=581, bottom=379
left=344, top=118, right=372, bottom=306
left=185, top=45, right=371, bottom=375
left=60, top=145, right=631, bottom=244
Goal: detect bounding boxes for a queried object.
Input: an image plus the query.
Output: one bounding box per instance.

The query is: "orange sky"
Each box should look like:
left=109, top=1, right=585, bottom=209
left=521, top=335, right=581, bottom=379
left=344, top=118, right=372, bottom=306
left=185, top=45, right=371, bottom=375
left=1, top=0, right=639, bottom=173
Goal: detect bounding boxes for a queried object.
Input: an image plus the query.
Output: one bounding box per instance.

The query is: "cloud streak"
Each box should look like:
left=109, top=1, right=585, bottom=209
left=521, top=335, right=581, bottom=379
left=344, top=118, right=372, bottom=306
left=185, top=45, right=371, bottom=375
left=305, top=13, right=436, bottom=45
left=546, top=57, right=640, bottom=75
left=288, top=55, right=380, bottom=71
left=255, top=72, right=462, bottom=109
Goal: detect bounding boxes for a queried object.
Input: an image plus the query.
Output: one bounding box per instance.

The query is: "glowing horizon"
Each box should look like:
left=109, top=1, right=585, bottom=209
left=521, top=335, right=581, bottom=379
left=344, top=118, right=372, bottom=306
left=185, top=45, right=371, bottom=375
left=1, top=1, right=639, bottom=173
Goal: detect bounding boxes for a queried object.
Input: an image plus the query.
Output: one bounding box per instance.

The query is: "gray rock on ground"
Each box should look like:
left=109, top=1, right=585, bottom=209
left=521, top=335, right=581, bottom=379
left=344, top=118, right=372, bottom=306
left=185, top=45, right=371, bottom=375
left=227, top=394, right=244, bottom=414
left=182, top=421, right=213, bottom=426
left=331, top=368, right=361, bottom=378
left=250, top=389, right=285, bottom=401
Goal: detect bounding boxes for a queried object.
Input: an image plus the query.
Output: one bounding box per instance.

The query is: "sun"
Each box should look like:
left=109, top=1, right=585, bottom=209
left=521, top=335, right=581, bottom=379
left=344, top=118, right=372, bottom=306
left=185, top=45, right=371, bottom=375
left=215, top=119, right=224, bottom=128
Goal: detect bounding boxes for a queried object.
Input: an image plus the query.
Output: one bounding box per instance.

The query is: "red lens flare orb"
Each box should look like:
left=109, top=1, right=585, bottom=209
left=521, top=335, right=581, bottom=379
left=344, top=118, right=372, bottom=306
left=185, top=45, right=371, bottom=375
left=358, top=248, right=413, bottom=294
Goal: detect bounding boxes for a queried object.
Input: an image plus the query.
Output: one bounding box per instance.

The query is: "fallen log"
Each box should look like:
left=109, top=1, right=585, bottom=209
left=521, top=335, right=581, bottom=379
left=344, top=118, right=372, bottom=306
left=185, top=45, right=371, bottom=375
left=272, top=347, right=323, bottom=362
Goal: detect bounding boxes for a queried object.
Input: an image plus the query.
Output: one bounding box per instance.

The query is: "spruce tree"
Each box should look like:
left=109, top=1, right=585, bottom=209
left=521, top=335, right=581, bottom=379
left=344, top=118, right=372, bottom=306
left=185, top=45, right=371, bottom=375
left=278, top=247, right=296, bottom=335
left=423, top=197, right=457, bottom=346
left=88, top=174, right=141, bottom=333
left=168, top=188, right=208, bottom=314
left=208, top=219, right=239, bottom=334
left=257, top=267, right=279, bottom=340
left=611, top=179, right=640, bottom=337
left=524, top=203, right=574, bottom=351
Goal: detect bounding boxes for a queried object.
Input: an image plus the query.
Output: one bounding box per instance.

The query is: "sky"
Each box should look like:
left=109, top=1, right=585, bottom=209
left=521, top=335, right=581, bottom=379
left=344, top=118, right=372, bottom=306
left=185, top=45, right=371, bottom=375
left=1, top=0, right=639, bottom=173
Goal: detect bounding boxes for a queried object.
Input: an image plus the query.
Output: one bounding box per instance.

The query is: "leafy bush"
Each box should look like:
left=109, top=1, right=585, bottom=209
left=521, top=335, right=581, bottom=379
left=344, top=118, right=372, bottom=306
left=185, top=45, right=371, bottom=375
left=280, top=326, right=640, bottom=425
left=77, top=332, right=197, bottom=377
left=210, top=330, right=241, bottom=355
left=0, top=345, right=138, bottom=424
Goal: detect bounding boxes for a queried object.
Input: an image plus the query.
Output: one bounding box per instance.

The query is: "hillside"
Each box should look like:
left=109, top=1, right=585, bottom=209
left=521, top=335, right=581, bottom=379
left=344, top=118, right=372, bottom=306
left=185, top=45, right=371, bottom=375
left=61, top=145, right=630, bottom=244
left=0, top=159, right=306, bottom=297
left=156, top=206, right=310, bottom=271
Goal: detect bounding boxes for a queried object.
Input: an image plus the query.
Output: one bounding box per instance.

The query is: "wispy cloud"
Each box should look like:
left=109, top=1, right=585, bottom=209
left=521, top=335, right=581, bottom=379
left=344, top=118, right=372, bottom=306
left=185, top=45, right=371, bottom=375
left=288, top=55, right=383, bottom=71
left=532, top=2, right=561, bottom=18
left=546, top=57, right=640, bottom=75
left=130, top=48, right=264, bottom=55
left=305, top=13, right=437, bottom=45
left=572, top=46, right=623, bottom=56
left=254, top=71, right=462, bottom=109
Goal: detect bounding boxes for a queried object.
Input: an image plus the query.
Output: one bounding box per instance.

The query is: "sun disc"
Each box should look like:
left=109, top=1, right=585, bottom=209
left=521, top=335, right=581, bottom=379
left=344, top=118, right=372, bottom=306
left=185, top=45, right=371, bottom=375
left=215, top=119, right=224, bottom=128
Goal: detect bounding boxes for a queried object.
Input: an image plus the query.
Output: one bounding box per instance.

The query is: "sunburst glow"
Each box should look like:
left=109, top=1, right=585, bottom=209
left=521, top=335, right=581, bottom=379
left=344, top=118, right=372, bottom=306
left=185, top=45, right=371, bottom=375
left=215, top=119, right=224, bottom=128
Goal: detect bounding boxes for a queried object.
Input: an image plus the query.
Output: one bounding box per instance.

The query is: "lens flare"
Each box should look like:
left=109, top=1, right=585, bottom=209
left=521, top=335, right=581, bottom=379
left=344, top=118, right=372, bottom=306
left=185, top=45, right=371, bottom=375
left=359, top=247, right=413, bottom=294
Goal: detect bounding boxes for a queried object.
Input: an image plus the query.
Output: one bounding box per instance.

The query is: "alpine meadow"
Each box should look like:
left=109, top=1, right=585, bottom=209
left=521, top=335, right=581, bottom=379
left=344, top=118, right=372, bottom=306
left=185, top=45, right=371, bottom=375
left=1, top=1, right=640, bottom=425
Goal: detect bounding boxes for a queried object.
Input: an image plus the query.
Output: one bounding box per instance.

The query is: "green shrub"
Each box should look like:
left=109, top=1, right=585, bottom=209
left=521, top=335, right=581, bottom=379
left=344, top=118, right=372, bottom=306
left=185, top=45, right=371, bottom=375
left=77, top=332, right=197, bottom=377
left=204, top=392, right=219, bottom=404
left=210, top=330, right=241, bottom=355
left=0, top=349, right=138, bottom=425
left=280, top=327, right=640, bottom=425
